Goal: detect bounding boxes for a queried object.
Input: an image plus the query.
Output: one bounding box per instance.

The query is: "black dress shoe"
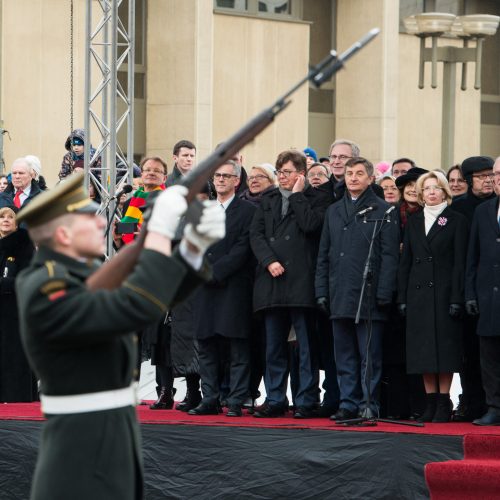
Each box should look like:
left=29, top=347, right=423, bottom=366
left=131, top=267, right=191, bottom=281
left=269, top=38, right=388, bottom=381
left=188, top=402, right=221, bottom=416
left=176, top=391, right=202, bottom=412
left=293, top=406, right=318, bottom=419
left=149, top=387, right=176, bottom=410
left=253, top=404, right=286, bottom=418
left=472, top=409, right=500, bottom=426
left=330, top=408, right=358, bottom=421
left=226, top=405, right=242, bottom=417
left=318, top=404, right=338, bottom=418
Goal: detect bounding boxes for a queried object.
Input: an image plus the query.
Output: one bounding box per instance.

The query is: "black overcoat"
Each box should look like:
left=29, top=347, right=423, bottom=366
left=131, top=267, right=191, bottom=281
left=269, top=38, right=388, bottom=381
left=397, top=207, right=468, bottom=373
left=315, top=188, right=400, bottom=321
left=0, top=228, right=37, bottom=402
left=195, top=197, right=256, bottom=339
left=16, top=246, right=206, bottom=500
left=250, top=185, right=331, bottom=311
left=465, top=197, right=500, bottom=337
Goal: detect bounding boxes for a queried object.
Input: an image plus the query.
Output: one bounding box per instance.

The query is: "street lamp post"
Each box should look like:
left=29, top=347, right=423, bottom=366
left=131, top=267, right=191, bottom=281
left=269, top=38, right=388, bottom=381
left=404, top=13, right=499, bottom=170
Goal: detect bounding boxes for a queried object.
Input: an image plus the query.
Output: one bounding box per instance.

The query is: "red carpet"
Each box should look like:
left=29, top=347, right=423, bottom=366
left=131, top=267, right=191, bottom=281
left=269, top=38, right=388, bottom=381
left=2, top=401, right=500, bottom=436
left=425, top=434, right=500, bottom=499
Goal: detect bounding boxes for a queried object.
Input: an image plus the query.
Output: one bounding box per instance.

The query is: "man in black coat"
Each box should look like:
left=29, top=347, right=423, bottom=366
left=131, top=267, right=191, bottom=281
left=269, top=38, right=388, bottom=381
left=0, top=158, right=42, bottom=209
left=250, top=149, right=331, bottom=419
left=315, top=157, right=400, bottom=421
left=452, top=155, right=495, bottom=421
left=165, top=140, right=196, bottom=187
left=189, top=160, right=256, bottom=417
left=465, top=157, right=500, bottom=426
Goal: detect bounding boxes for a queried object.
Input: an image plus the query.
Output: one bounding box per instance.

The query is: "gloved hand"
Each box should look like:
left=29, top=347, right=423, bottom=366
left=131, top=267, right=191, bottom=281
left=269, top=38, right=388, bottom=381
left=449, top=303, right=463, bottom=319
left=147, top=185, right=188, bottom=239
left=397, top=303, right=407, bottom=317
left=316, top=296, right=330, bottom=317
left=465, top=300, right=479, bottom=317
left=183, top=200, right=226, bottom=254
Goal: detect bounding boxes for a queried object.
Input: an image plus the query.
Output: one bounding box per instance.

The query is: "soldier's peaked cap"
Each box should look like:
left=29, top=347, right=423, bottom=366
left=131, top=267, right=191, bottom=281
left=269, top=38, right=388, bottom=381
left=17, top=172, right=100, bottom=227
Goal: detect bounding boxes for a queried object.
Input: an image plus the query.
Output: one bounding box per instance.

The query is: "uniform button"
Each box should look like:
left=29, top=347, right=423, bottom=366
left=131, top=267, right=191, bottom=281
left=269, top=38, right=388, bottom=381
left=415, top=258, right=421, bottom=264
left=497, top=238, right=500, bottom=243
left=340, top=252, right=344, bottom=257
left=284, top=235, right=290, bottom=240
left=494, top=287, right=499, bottom=292
left=207, top=252, right=212, bottom=257
left=270, top=237, right=275, bottom=242
left=416, top=285, right=421, bottom=289
left=133, top=369, right=139, bottom=378
left=428, top=281, right=434, bottom=288
left=343, top=227, right=347, bottom=231
left=427, top=257, right=433, bottom=262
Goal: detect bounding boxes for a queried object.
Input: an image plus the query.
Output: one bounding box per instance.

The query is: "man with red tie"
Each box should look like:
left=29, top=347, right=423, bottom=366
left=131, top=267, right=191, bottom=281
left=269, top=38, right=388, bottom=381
left=0, top=157, right=43, bottom=210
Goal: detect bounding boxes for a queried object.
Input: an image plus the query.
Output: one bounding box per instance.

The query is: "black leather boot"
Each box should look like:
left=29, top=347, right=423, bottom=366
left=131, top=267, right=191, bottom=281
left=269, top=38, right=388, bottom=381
left=175, top=390, right=202, bottom=412
left=417, top=393, right=438, bottom=422
left=432, top=393, right=453, bottom=423
left=150, top=387, right=175, bottom=410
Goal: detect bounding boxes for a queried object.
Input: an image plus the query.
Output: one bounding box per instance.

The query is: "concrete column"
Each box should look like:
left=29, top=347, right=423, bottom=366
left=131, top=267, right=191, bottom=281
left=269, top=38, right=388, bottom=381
left=146, top=0, right=213, bottom=163
left=335, top=0, right=399, bottom=163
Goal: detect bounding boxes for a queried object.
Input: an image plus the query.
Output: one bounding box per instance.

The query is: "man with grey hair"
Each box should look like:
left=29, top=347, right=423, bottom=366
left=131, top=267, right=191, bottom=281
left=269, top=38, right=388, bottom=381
left=0, top=157, right=43, bottom=209
left=328, top=139, right=360, bottom=202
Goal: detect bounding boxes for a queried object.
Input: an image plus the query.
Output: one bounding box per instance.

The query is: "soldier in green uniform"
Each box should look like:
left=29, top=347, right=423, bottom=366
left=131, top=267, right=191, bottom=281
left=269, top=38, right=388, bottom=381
left=15, top=173, right=225, bottom=500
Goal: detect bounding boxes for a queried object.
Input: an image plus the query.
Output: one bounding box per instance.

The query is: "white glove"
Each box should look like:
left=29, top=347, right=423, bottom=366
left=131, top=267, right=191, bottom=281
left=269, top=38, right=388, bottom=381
left=147, top=185, right=188, bottom=239
left=183, top=200, right=226, bottom=253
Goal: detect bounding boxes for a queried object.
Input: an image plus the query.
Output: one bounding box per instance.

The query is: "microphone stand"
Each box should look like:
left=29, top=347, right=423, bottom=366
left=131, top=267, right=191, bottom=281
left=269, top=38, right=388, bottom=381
left=336, top=212, right=423, bottom=428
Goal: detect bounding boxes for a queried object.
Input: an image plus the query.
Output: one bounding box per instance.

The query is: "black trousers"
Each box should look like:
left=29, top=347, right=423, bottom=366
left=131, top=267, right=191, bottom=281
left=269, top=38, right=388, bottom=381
left=479, top=335, right=500, bottom=411
left=198, top=336, right=249, bottom=406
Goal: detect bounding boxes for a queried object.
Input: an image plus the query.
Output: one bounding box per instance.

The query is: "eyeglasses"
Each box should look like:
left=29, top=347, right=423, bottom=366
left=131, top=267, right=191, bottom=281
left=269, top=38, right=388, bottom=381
left=275, top=169, right=298, bottom=177
left=329, top=154, right=351, bottom=162
left=422, top=185, right=444, bottom=193
left=142, top=168, right=165, bottom=175
left=472, top=173, right=495, bottom=181
left=248, top=174, right=270, bottom=182
left=307, top=172, right=328, bottom=179
left=213, top=173, right=238, bottom=180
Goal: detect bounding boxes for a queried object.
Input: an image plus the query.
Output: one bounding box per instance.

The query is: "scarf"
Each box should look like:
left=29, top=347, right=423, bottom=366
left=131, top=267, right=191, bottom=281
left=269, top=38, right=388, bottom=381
left=121, top=185, right=164, bottom=245
left=279, top=187, right=293, bottom=219
left=399, top=201, right=422, bottom=230
left=423, top=201, right=448, bottom=235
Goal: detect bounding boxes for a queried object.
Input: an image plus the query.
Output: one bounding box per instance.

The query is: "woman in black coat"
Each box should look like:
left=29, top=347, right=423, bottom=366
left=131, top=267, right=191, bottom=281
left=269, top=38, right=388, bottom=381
left=0, top=207, right=37, bottom=402
left=397, top=171, right=468, bottom=422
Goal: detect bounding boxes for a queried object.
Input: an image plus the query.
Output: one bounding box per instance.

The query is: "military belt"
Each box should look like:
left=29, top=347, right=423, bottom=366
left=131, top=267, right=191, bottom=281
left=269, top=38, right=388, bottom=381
left=40, top=382, right=139, bottom=415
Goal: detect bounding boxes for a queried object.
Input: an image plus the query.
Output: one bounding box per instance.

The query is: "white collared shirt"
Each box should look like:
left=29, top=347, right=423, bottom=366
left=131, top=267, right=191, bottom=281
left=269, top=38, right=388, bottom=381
left=218, top=194, right=235, bottom=211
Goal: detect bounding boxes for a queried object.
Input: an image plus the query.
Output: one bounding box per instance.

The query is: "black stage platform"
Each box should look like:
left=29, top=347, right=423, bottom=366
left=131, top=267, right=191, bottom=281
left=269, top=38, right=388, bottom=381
left=0, top=419, right=463, bottom=499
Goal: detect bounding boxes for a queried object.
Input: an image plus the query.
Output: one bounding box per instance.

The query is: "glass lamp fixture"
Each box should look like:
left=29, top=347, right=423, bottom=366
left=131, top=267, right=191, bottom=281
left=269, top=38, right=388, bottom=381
left=459, top=14, right=500, bottom=37
left=414, top=13, right=456, bottom=35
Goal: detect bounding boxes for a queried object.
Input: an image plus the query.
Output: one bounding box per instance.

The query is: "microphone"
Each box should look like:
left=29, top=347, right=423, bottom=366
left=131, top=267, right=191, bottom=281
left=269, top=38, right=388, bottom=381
left=384, top=205, right=396, bottom=222
left=356, top=204, right=378, bottom=217
left=111, top=184, right=133, bottom=201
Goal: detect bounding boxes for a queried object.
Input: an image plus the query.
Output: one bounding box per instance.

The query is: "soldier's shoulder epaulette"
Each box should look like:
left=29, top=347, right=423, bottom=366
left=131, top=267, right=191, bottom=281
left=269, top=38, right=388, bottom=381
left=18, top=260, right=70, bottom=300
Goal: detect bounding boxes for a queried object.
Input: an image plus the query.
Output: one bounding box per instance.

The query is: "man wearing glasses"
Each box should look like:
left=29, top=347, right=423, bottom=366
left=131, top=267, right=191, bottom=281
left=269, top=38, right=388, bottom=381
left=465, top=157, right=500, bottom=425
left=327, top=139, right=360, bottom=201
left=250, top=149, right=331, bottom=418
left=452, top=155, right=496, bottom=423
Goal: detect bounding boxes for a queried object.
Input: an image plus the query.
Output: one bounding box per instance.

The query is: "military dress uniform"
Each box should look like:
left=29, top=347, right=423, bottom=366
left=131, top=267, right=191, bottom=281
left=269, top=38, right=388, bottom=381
left=15, top=174, right=207, bottom=500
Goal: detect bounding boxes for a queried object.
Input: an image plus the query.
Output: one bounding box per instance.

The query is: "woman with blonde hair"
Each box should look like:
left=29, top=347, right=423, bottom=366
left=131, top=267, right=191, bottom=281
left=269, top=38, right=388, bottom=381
left=0, top=206, right=37, bottom=402
left=397, top=171, right=469, bottom=422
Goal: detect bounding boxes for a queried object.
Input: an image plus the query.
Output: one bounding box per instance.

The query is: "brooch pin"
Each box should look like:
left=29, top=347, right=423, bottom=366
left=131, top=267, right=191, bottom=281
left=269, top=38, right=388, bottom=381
left=437, top=216, right=447, bottom=227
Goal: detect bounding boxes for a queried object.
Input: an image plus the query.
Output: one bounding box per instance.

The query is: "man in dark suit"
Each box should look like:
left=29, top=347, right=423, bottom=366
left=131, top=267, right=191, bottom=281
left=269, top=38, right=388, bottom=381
left=452, top=155, right=495, bottom=422
left=0, top=158, right=42, bottom=209
left=466, top=156, right=500, bottom=426
left=189, top=160, right=256, bottom=417
left=315, top=157, right=400, bottom=421
left=15, top=173, right=225, bottom=499
left=250, top=149, right=331, bottom=419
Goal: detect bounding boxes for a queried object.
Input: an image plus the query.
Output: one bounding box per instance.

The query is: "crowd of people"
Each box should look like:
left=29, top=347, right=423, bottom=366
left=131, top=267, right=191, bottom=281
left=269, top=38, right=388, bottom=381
left=1, top=134, right=499, bottom=428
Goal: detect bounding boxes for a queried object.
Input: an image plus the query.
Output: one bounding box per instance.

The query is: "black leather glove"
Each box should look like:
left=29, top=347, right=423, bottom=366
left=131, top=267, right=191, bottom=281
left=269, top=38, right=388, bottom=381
left=465, top=300, right=479, bottom=317
left=449, top=303, right=462, bottom=319
left=397, top=303, right=407, bottom=317
left=316, top=297, right=330, bottom=317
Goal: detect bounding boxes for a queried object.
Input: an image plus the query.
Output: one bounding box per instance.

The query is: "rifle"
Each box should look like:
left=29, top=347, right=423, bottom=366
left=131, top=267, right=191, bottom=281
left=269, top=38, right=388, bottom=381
left=86, top=28, right=380, bottom=291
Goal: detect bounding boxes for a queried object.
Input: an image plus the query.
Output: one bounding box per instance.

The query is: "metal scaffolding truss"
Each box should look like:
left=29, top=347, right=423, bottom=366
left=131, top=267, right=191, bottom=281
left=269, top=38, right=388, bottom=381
left=84, top=0, right=135, bottom=257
